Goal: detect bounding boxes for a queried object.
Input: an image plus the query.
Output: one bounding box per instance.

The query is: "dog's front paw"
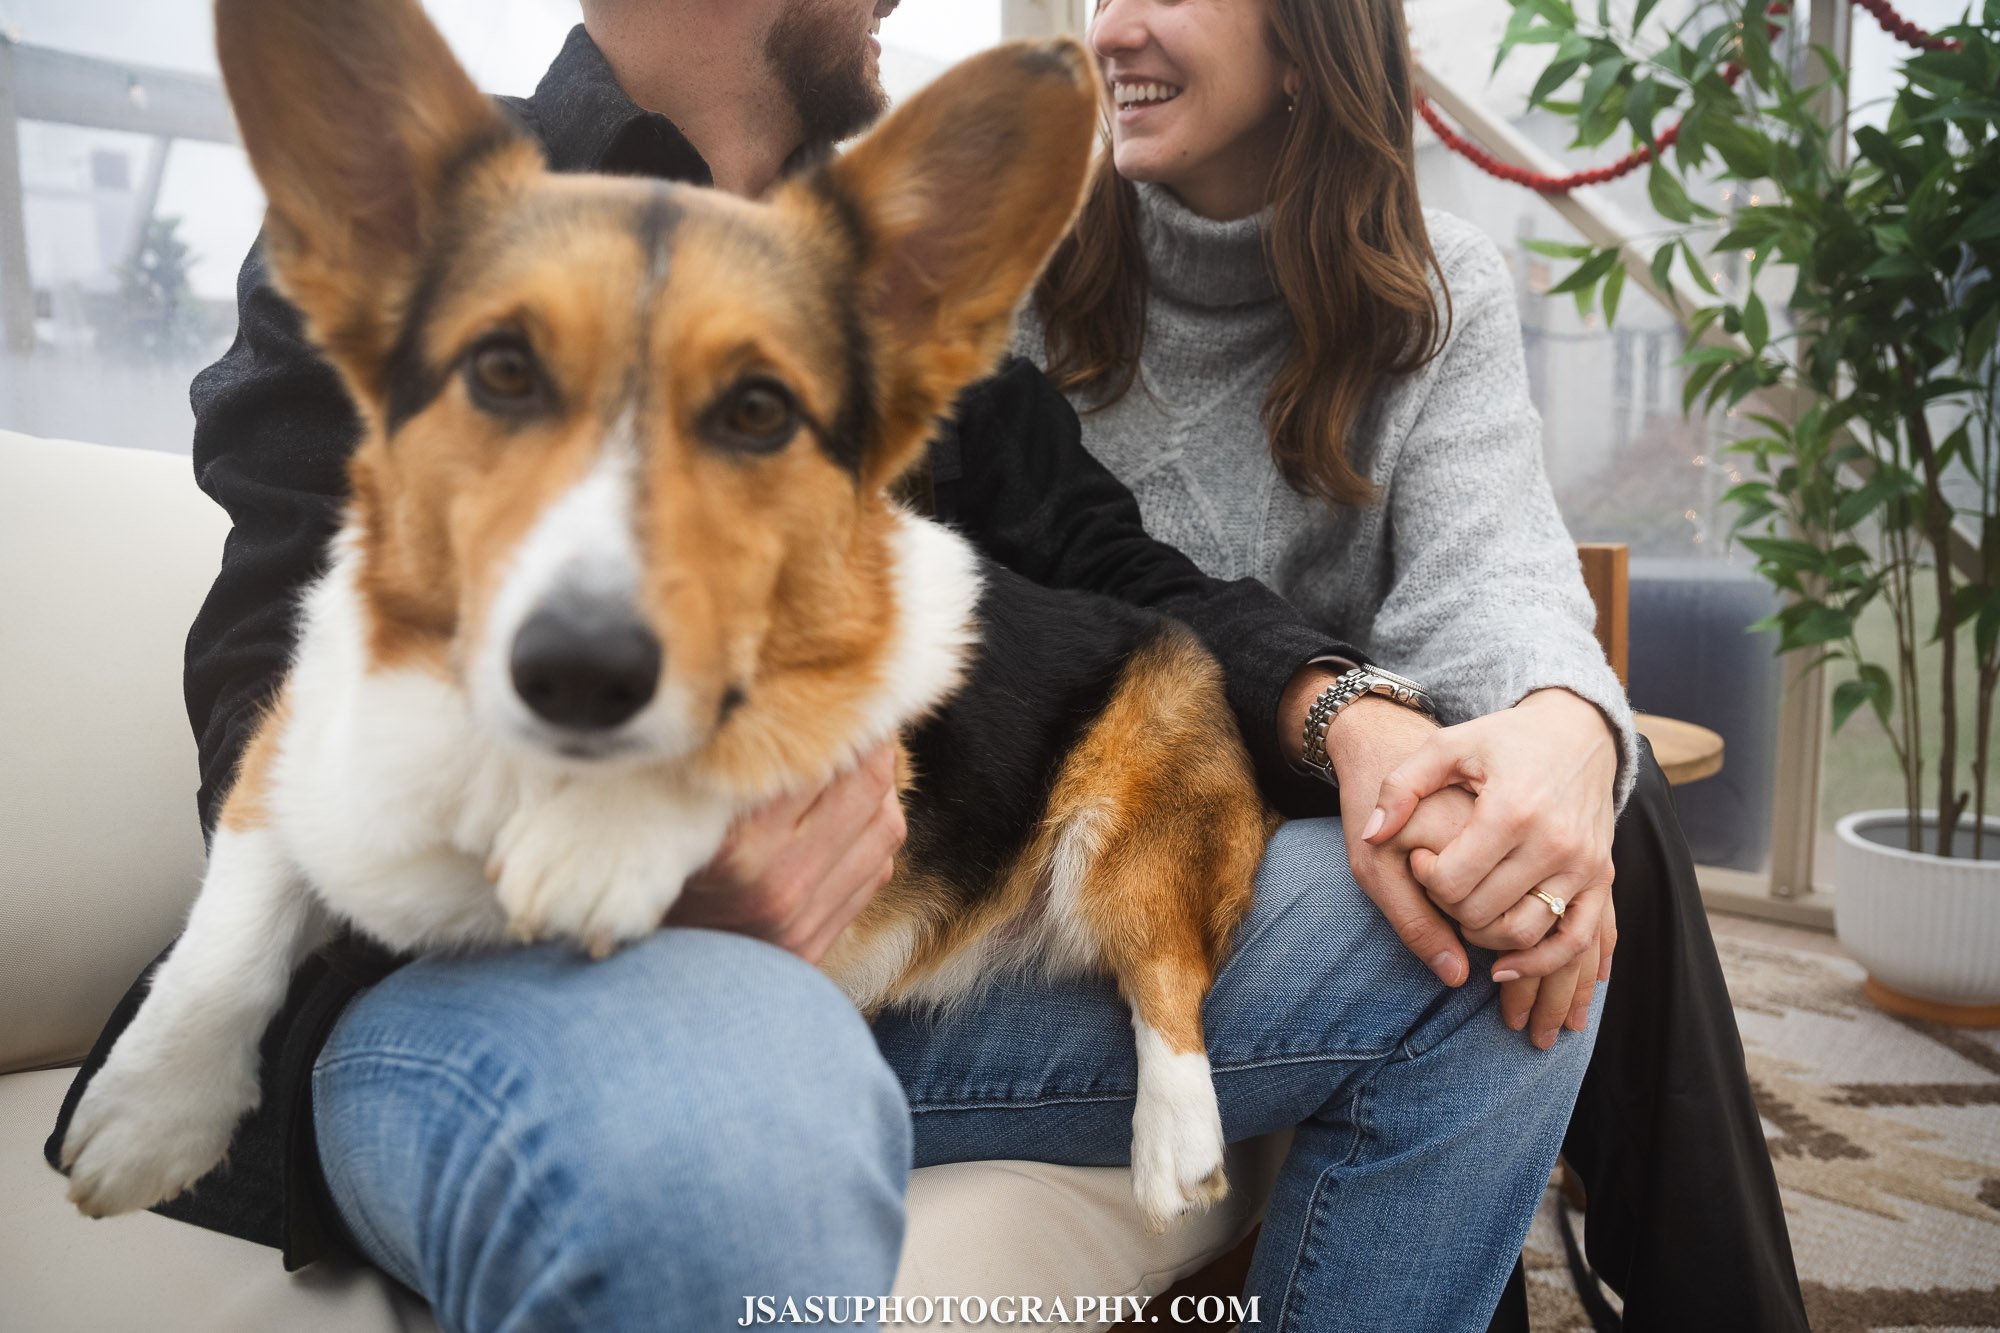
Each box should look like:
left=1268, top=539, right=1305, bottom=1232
left=491, top=783, right=724, bottom=956
left=1129, top=1076, right=1229, bottom=1234
left=60, top=1048, right=254, bottom=1218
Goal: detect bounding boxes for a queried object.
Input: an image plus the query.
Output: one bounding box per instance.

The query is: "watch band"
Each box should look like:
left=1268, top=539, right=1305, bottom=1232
left=1296, top=666, right=1437, bottom=784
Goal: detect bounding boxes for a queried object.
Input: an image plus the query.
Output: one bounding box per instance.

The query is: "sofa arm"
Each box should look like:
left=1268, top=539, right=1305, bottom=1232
left=0, top=431, right=227, bottom=1074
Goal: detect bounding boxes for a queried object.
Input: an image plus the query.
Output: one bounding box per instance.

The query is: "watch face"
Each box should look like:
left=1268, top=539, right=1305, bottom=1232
left=1361, top=666, right=1434, bottom=713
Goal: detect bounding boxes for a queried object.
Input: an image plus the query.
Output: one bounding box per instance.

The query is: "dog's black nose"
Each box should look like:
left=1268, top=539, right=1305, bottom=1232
left=510, top=603, right=662, bottom=732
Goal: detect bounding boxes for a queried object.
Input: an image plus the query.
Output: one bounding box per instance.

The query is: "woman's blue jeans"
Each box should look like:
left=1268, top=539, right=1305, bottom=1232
left=313, top=818, right=1600, bottom=1331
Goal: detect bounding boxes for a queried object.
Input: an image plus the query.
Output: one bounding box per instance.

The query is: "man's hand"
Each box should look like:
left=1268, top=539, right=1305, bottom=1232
left=1366, top=688, right=1620, bottom=988
left=666, top=742, right=905, bottom=964
left=1280, top=663, right=1469, bottom=988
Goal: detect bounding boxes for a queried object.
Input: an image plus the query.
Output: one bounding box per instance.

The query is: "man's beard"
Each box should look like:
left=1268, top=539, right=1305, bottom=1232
left=764, top=1, right=889, bottom=150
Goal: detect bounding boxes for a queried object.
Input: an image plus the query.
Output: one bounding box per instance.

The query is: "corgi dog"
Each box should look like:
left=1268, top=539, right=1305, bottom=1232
left=59, top=0, right=1272, bottom=1236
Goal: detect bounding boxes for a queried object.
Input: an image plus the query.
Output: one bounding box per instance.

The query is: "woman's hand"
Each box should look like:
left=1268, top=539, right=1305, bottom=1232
left=667, top=742, right=905, bottom=964
left=1365, top=688, right=1619, bottom=985
left=1384, top=777, right=1609, bottom=1048
left=1491, top=898, right=1615, bottom=1048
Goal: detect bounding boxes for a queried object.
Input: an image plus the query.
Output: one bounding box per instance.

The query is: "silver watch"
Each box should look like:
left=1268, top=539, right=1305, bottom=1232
left=1296, top=665, right=1436, bottom=784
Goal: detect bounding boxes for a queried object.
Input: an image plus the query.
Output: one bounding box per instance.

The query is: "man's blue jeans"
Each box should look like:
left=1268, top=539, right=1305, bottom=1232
left=314, top=818, right=1600, bottom=1331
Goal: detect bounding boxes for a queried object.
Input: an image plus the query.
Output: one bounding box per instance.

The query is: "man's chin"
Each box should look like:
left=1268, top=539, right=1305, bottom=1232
left=768, top=22, right=887, bottom=148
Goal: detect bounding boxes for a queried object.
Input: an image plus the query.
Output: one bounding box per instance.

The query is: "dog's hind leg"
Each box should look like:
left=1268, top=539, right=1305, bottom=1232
left=61, top=814, right=322, bottom=1217
left=1073, top=826, right=1236, bottom=1235
left=1047, top=627, right=1270, bottom=1234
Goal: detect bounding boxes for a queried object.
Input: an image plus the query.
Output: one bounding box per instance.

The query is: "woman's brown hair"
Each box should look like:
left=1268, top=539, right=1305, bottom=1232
left=1034, top=0, right=1449, bottom=508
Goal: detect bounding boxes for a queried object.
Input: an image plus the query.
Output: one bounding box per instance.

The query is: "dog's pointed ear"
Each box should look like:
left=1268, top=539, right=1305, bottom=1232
left=214, top=0, right=538, bottom=404
left=798, top=38, right=1101, bottom=492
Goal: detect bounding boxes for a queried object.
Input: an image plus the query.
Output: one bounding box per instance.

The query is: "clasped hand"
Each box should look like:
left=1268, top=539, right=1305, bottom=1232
left=1334, top=689, right=1620, bottom=1049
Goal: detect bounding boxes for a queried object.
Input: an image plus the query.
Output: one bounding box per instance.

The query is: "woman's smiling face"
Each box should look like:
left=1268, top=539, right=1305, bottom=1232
left=1088, top=0, right=1297, bottom=220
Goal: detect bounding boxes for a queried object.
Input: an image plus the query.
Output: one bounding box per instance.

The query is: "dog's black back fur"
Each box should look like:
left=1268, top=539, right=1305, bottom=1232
left=901, top=561, right=1174, bottom=900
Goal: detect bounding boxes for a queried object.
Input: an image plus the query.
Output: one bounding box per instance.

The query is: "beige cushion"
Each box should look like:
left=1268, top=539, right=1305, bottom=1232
left=0, top=432, right=224, bottom=1075
left=1, top=1068, right=439, bottom=1333
left=0, top=430, right=1282, bottom=1329
left=6, top=1065, right=1281, bottom=1331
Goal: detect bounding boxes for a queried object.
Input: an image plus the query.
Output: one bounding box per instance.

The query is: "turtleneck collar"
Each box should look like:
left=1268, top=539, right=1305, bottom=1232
left=1136, top=181, right=1278, bottom=310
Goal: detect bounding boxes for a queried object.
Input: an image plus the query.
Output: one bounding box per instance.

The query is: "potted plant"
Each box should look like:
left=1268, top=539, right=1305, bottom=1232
left=1495, top=0, right=1998, bottom=1019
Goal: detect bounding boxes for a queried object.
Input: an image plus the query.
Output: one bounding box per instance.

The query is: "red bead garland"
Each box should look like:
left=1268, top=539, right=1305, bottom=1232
left=1419, top=0, right=1959, bottom=194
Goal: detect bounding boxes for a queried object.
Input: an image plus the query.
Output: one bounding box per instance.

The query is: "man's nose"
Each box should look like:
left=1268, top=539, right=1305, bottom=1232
left=510, top=598, right=662, bottom=732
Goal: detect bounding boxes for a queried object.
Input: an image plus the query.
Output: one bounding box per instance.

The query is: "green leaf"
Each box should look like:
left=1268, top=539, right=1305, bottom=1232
left=1677, top=344, right=1740, bottom=368
left=1625, top=77, right=1662, bottom=148
left=1706, top=117, right=1773, bottom=179
left=1685, top=304, right=1724, bottom=339
left=1529, top=36, right=1592, bottom=107
left=1870, top=222, right=1913, bottom=254
left=1786, top=604, right=1853, bottom=650
left=1650, top=239, right=1676, bottom=294
left=1714, top=214, right=1781, bottom=254
left=1742, top=290, right=1769, bottom=350
left=1862, top=253, right=1931, bottom=280
left=1649, top=162, right=1697, bottom=223
left=1680, top=239, right=1718, bottom=294
left=1831, top=680, right=1868, bottom=733
left=1547, top=246, right=1621, bottom=298
left=1580, top=55, right=1624, bottom=119
left=1635, top=0, right=1664, bottom=30
left=1833, top=471, right=1905, bottom=530
left=1739, top=535, right=1825, bottom=573
left=1721, top=480, right=1772, bottom=505
left=1832, top=676, right=1886, bottom=733
left=1948, top=582, right=1987, bottom=631
left=1740, top=2, right=1776, bottom=87
left=1859, top=662, right=1896, bottom=727
left=1495, top=3, right=1560, bottom=73
left=1682, top=358, right=1726, bottom=415
left=1949, top=193, right=2000, bottom=246
left=1723, top=358, right=1771, bottom=406
left=1602, top=261, right=1628, bottom=326
left=1524, top=238, right=1595, bottom=260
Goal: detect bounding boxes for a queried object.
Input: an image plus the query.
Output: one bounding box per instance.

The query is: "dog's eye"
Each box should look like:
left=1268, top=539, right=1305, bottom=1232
left=465, top=334, right=545, bottom=411
left=711, top=377, right=800, bottom=453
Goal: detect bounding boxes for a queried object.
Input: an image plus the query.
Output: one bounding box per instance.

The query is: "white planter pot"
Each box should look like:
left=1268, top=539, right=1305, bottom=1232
left=1833, top=809, right=2000, bottom=1016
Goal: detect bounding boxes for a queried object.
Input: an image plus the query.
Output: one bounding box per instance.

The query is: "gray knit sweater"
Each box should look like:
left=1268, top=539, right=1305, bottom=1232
left=1018, top=183, right=1640, bottom=816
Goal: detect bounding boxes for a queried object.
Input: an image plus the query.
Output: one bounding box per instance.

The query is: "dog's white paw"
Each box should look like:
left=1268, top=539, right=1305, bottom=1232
left=1131, top=1108, right=1229, bottom=1234
left=1130, top=1030, right=1229, bottom=1233
left=60, top=1046, right=254, bottom=1218
left=491, top=782, right=720, bottom=956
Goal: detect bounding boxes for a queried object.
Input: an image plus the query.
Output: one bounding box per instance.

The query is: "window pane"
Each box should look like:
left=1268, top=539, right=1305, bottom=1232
left=1409, top=0, right=1788, bottom=873
left=0, top=1, right=1005, bottom=456
left=883, top=4, right=1005, bottom=102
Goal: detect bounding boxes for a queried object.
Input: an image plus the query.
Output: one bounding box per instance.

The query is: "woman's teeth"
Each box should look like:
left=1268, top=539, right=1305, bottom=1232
left=1115, top=82, right=1183, bottom=108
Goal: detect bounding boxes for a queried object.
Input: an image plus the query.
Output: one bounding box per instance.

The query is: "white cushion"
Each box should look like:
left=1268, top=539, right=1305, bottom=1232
left=4, top=1066, right=1281, bottom=1331
left=0, top=432, right=223, bottom=1074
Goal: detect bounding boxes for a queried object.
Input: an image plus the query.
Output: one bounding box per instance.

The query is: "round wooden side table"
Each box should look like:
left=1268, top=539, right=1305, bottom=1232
left=1633, top=712, right=1724, bottom=786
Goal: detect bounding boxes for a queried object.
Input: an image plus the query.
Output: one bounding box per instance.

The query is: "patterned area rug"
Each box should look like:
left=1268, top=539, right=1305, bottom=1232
left=1523, top=934, right=2000, bottom=1330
